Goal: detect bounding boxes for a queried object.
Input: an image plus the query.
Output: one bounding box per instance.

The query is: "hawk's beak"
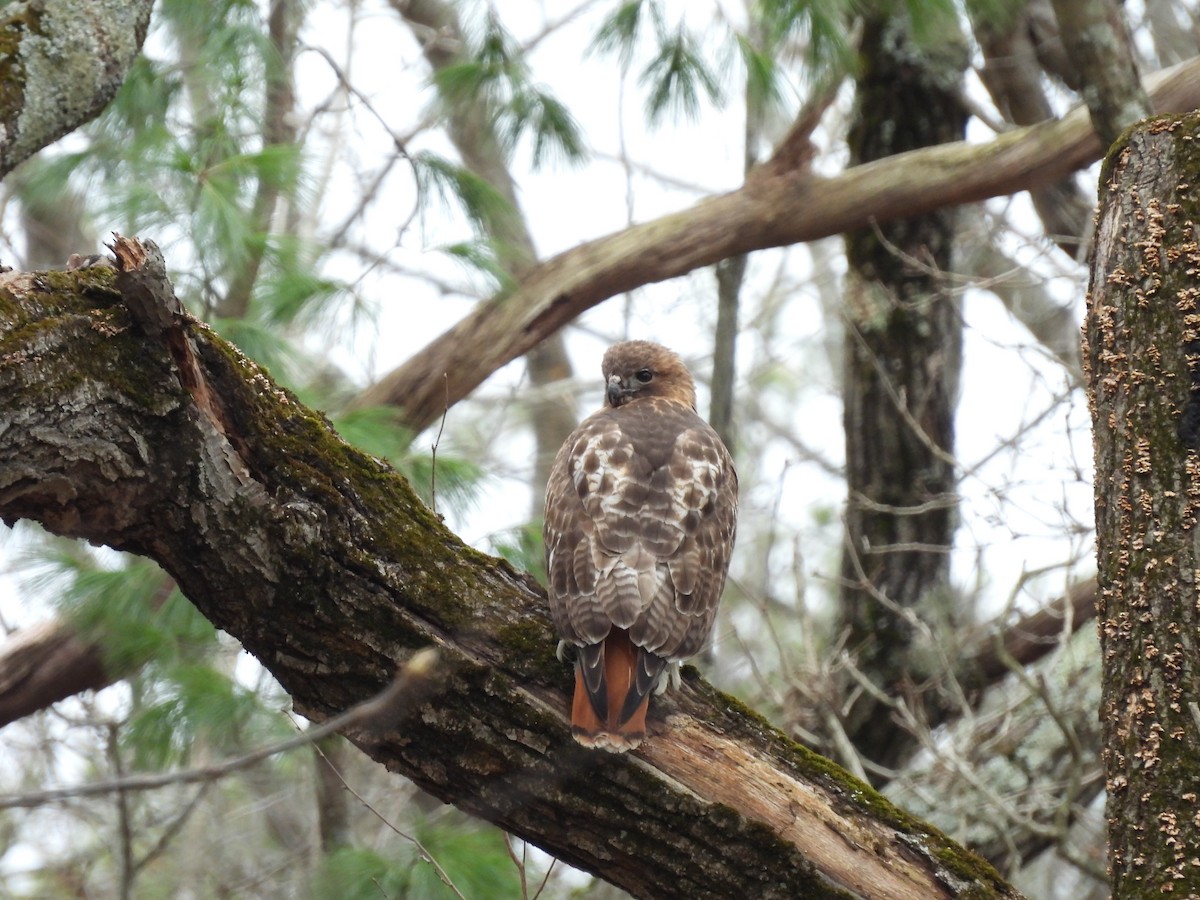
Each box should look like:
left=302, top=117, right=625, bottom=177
left=606, top=375, right=627, bottom=407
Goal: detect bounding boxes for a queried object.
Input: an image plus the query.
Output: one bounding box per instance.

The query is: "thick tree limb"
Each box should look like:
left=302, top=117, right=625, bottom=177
left=361, top=57, right=1200, bottom=434
left=0, top=619, right=108, bottom=725
left=0, top=0, right=153, bottom=179
left=0, top=241, right=1021, bottom=898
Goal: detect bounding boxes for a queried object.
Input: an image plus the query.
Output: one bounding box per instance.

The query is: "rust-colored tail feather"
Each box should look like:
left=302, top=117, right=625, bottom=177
left=571, top=629, right=659, bottom=752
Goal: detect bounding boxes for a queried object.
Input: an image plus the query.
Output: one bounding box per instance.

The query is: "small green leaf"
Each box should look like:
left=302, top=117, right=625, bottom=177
left=439, top=239, right=511, bottom=292
left=412, top=824, right=522, bottom=899
left=757, top=0, right=854, bottom=83
left=491, top=522, right=546, bottom=586
left=125, top=662, right=281, bottom=769
left=314, top=848, right=412, bottom=900
left=432, top=60, right=497, bottom=106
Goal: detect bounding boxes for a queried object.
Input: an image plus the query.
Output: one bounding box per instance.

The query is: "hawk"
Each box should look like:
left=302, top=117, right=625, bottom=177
left=543, top=340, right=738, bottom=751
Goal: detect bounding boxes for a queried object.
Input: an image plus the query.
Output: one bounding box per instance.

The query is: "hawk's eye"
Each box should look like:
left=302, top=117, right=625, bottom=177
left=636, top=369, right=653, bottom=384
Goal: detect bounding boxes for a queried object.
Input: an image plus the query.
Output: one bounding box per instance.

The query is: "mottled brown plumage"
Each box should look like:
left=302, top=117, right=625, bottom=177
left=544, top=341, right=738, bottom=751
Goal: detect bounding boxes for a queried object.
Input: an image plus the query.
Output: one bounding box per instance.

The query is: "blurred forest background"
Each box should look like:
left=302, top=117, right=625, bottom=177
left=0, top=0, right=1194, bottom=897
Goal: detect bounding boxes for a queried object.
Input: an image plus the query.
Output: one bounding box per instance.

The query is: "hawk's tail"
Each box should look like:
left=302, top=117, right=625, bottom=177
left=571, top=629, right=667, bottom=752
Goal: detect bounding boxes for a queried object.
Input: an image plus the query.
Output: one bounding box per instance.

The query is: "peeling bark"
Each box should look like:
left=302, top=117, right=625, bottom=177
left=0, top=240, right=1022, bottom=898
left=1085, top=113, right=1200, bottom=895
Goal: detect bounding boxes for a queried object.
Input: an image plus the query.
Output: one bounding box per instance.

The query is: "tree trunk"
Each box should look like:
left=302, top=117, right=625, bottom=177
left=1048, top=0, right=1149, bottom=146
left=837, top=9, right=967, bottom=773
left=0, top=239, right=1022, bottom=899
left=1085, top=111, right=1200, bottom=896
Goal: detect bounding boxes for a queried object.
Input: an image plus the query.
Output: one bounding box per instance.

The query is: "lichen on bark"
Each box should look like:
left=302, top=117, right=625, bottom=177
left=0, top=0, right=153, bottom=178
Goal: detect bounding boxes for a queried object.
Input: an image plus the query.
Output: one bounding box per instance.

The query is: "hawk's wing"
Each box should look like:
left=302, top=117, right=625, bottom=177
left=543, top=398, right=737, bottom=662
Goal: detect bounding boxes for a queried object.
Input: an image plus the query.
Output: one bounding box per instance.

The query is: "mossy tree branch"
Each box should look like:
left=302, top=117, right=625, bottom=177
left=0, top=240, right=1021, bottom=898
left=0, top=0, right=153, bottom=725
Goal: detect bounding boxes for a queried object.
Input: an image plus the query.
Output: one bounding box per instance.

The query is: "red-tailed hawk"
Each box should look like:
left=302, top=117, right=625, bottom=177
left=544, top=340, right=738, bottom=751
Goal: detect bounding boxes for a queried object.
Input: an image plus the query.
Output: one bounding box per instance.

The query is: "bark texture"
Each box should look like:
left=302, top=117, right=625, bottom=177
left=1084, top=113, right=1200, bottom=895
left=0, top=241, right=1023, bottom=898
left=0, top=0, right=153, bottom=179
left=359, top=57, right=1200, bottom=435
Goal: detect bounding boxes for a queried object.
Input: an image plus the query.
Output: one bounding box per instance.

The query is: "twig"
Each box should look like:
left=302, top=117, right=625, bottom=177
left=108, top=723, right=134, bottom=900
left=0, top=648, right=441, bottom=810
left=309, top=727, right=466, bottom=900
left=530, top=854, right=557, bottom=900
left=505, top=834, right=529, bottom=898
left=132, top=784, right=211, bottom=876
left=299, top=43, right=412, bottom=157
left=431, top=373, right=449, bottom=517
left=503, top=832, right=558, bottom=900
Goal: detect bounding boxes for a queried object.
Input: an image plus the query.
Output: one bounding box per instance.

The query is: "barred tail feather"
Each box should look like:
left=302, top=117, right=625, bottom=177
left=570, top=629, right=664, bottom=752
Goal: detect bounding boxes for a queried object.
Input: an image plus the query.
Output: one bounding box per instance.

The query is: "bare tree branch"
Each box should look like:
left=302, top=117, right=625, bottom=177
left=0, top=619, right=109, bottom=726
left=0, top=648, right=443, bottom=809
left=360, top=57, right=1200, bottom=434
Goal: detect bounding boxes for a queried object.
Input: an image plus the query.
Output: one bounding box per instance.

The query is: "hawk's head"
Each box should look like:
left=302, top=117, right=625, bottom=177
left=600, top=340, right=697, bottom=410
